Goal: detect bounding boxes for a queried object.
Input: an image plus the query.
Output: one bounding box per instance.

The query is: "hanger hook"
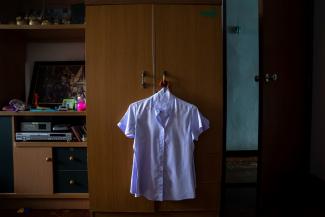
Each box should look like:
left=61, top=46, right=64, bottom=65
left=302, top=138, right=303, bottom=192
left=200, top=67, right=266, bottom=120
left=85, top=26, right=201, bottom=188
left=160, top=70, right=168, bottom=88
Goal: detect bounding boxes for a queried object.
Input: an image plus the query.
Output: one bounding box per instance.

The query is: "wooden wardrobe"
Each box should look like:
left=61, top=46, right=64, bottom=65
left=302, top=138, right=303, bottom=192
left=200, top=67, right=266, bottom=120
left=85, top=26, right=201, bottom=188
left=86, top=1, right=223, bottom=216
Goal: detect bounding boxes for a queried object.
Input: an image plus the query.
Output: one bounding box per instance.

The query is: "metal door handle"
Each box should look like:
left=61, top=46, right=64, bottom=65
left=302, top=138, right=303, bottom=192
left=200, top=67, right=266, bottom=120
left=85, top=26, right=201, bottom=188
left=271, top=73, right=278, bottom=81
left=265, top=73, right=279, bottom=83
left=255, top=73, right=279, bottom=83
left=141, top=71, right=146, bottom=88
left=265, top=74, right=271, bottom=83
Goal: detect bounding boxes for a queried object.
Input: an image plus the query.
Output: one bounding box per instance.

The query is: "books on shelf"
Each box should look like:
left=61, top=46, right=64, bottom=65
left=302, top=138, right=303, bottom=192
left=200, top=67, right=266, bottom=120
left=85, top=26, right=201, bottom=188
left=71, top=125, right=87, bottom=142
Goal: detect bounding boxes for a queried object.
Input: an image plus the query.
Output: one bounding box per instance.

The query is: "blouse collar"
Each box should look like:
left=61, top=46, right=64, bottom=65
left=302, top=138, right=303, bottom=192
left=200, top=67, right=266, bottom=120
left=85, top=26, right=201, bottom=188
left=152, top=88, right=175, bottom=114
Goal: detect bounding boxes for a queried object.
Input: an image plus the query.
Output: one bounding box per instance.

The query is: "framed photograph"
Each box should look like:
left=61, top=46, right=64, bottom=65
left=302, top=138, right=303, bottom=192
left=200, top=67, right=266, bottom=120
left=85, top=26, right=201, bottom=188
left=28, top=61, right=85, bottom=107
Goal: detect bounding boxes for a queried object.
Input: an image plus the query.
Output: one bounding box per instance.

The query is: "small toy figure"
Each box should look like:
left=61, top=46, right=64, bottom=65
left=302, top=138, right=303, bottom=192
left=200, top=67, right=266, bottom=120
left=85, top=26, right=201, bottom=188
left=34, top=93, right=39, bottom=108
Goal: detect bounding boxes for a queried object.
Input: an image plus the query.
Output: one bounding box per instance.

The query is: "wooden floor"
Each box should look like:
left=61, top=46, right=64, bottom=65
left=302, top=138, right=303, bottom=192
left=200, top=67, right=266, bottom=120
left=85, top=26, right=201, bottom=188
left=223, top=156, right=325, bottom=217
left=223, top=175, right=325, bottom=217
left=0, top=175, right=324, bottom=217
left=0, top=209, right=90, bottom=217
left=1, top=206, right=325, bottom=217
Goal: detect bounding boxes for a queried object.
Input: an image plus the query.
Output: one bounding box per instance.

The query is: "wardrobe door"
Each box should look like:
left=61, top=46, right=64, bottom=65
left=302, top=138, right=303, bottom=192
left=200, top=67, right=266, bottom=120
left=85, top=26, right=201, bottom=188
left=155, top=5, right=223, bottom=212
left=86, top=5, right=154, bottom=212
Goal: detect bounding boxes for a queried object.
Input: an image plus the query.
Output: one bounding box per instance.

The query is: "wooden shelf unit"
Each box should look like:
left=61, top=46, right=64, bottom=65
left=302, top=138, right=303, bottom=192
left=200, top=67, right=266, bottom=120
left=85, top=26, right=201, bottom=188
left=0, top=24, right=85, bottom=42
left=0, top=112, right=88, bottom=209
left=0, top=24, right=85, bottom=30
left=0, top=193, right=89, bottom=199
left=14, top=141, right=87, bottom=148
left=0, top=111, right=86, bottom=116
left=0, top=2, right=87, bottom=210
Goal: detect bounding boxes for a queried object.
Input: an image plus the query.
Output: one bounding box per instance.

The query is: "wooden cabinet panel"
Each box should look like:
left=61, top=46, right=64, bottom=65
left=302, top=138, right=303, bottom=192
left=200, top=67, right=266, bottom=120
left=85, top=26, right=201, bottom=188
left=14, top=147, right=53, bottom=194
left=86, top=5, right=155, bottom=212
left=86, top=0, right=222, bottom=5
left=154, top=5, right=223, bottom=211
left=86, top=3, right=223, bottom=213
left=259, top=0, right=311, bottom=211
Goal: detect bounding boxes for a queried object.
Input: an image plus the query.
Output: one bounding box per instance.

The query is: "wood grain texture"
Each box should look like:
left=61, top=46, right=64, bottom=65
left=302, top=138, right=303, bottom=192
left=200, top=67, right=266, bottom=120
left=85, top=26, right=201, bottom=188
left=14, top=142, right=87, bottom=148
left=93, top=212, right=219, bottom=217
left=0, top=198, right=89, bottom=209
left=154, top=5, right=223, bottom=212
left=0, top=193, right=89, bottom=198
left=259, top=0, right=311, bottom=211
left=86, top=5, right=154, bottom=212
left=0, top=24, right=85, bottom=42
left=86, top=0, right=221, bottom=5
left=13, top=147, right=53, bottom=194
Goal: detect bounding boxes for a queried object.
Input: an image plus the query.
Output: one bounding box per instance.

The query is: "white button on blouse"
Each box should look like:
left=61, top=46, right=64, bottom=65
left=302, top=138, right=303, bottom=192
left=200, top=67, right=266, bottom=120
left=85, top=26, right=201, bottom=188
left=117, top=88, right=209, bottom=201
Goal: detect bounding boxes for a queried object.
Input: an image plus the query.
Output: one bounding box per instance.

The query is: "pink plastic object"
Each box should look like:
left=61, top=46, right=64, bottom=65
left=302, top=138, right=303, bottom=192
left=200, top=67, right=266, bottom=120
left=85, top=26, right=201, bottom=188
left=76, top=98, right=86, bottom=111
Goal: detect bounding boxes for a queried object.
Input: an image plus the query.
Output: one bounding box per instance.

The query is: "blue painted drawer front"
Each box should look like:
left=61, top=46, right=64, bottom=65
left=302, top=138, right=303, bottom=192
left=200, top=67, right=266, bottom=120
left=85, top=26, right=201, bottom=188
left=54, top=171, right=88, bottom=193
left=0, top=117, right=13, bottom=193
left=53, top=148, right=87, bottom=171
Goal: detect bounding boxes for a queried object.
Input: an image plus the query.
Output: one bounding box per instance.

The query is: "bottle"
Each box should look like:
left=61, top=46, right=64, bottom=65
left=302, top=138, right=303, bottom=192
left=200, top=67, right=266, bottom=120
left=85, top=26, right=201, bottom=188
left=76, top=96, right=86, bottom=111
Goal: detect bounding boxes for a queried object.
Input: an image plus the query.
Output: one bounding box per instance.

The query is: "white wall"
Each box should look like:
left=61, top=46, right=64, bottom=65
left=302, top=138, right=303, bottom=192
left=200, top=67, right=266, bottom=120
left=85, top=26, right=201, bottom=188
left=25, top=43, right=85, bottom=101
left=310, top=0, right=325, bottom=180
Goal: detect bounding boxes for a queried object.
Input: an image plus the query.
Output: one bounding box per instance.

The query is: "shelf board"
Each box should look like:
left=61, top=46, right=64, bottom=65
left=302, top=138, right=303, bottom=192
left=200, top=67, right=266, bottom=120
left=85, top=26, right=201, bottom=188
left=14, top=141, right=87, bottom=147
left=85, top=0, right=221, bottom=5
left=0, top=193, right=89, bottom=199
left=0, top=24, right=85, bottom=42
left=0, top=111, right=86, bottom=116
left=0, top=24, right=85, bottom=30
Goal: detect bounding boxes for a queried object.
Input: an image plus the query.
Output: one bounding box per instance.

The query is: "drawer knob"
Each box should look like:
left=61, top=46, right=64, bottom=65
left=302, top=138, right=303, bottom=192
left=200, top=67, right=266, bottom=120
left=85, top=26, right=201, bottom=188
left=68, top=155, right=74, bottom=161
left=45, top=157, right=52, bottom=162
left=69, top=179, right=75, bottom=185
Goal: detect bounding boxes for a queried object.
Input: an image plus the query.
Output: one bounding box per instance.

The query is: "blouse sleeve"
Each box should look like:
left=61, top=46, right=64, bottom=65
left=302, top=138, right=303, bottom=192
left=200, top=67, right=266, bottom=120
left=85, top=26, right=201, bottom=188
left=117, top=104, right=136, bottom=139
left=191, top=106, right=209, bottom=141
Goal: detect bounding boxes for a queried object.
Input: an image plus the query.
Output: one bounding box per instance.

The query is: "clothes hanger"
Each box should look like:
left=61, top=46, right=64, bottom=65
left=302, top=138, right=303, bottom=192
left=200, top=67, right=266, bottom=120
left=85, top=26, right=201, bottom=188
left=159, top=71, right=169, bottom=91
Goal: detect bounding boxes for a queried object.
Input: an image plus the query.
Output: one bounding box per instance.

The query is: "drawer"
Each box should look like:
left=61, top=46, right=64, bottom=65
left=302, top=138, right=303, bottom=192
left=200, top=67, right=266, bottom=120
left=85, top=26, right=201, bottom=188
left=53, top=148, right=87, bottom=171
left=54, top=171, right=88, bottom=193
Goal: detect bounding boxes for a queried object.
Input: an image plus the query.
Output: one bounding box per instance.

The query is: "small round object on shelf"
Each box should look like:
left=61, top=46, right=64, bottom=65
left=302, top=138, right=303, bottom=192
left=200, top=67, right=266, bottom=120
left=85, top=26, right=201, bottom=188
left=41, top=20, right=52, bottom=25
